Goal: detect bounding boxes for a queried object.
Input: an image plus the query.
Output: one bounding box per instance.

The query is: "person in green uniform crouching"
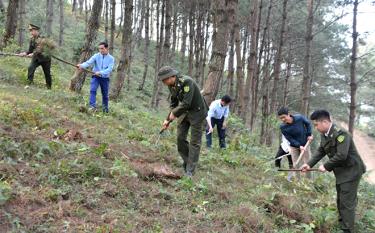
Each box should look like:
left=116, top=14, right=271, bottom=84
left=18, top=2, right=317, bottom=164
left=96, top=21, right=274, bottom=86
left=301, top=110, right=366, bottom=233
left=158, top=66, right=208, bottom=177
left=18, top=24, right=53, bottom=89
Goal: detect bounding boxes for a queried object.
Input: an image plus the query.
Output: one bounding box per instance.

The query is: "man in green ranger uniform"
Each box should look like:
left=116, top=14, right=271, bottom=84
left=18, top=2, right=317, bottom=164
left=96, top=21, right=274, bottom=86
left=19, top=24, right=53, bottom=89
left=301, top=110, right=366, bottom=233
left=158, top=66, right=208, bottom=177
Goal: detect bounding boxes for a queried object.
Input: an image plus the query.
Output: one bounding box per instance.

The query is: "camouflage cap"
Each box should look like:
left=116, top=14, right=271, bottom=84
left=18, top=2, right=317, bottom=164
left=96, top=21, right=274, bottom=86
left=28, top=24, right=40, bottom=31
left=158, top=66, right=178, bottom=81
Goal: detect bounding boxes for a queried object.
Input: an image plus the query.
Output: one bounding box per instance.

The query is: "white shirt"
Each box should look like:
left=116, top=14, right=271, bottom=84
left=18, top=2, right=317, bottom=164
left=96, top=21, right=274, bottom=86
left=207, top=99, right=230, bottom=119
left=325, top=123, right=333, bottom=137
left=281, top=134, right=290, bottom=152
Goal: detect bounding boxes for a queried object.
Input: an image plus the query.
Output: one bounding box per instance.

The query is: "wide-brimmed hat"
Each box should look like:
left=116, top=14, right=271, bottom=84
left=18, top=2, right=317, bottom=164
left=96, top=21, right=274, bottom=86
left=158, top=66, right=178, bottom=81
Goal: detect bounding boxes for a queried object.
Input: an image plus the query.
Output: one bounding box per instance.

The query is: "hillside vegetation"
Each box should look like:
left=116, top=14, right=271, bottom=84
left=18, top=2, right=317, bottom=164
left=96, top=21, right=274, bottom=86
left=0, top=2, right=375, bottom=233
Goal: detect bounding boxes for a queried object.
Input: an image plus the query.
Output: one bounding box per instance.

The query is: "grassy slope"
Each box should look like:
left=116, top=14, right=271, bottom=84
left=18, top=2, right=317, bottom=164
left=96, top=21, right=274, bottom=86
left=0, top=8, right=375, bottom=233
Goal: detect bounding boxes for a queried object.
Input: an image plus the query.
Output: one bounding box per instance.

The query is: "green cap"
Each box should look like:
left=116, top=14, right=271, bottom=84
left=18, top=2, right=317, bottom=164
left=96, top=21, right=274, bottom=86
left=28, top=24, right=40, bottom=30
left=158, top=66, right=178, bottom=81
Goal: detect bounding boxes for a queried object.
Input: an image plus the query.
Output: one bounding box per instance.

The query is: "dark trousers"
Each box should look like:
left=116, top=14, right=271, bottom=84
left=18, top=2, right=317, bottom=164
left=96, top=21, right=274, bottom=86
left=206, top=117, right=226, bottom=148
left=275, top=146, right=293, bottom=168
left=27, top=58, right=52, bottom=89
left=90, top=76, right=110, bottom=112
left=177, top=116, right=204, bottom=174
left=336, top=179, right=360, bottom=233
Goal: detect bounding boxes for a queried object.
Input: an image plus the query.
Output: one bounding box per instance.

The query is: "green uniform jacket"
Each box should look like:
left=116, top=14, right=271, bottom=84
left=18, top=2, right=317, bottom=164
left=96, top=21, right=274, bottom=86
left=308, top=124, right=366, bottom=184
left=169, top=75, right=208, bottom=124
left=27, top=35, right=51, bottom=62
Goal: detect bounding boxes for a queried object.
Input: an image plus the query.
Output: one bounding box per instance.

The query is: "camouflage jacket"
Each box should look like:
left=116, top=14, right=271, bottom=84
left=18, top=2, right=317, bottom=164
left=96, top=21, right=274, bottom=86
left=27, top=35, right=51, bottom=62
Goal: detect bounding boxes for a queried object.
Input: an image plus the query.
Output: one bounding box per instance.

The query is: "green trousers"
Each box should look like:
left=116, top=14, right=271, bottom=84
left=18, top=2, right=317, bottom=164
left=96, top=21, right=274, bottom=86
left=176, top=116, right=204, bottom=174
left=27, top=58, right=52, bottom=89
left=336, top=178, right=360, bottom=233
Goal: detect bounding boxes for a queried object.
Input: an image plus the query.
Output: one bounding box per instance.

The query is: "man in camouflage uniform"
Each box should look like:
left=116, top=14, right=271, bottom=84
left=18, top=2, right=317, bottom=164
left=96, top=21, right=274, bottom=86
left=301, top=110, right=366, bottom=233
left=159, top=66, right=208, bottom=177
left=19, top=24, right=52, bottom=89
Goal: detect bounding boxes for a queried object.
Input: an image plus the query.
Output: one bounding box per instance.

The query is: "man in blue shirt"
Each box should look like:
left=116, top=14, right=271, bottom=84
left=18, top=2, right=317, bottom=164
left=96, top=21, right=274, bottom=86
left=278, top=107, right=313, bottom=177
left=77, top=42, right=115, bottom=113
left=206, top=95, right=232, bottom=148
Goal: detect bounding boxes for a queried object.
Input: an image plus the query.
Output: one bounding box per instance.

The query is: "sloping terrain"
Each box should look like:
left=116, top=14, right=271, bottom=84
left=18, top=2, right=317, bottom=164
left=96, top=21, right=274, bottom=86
left=0, top=57, right=374, bottom=233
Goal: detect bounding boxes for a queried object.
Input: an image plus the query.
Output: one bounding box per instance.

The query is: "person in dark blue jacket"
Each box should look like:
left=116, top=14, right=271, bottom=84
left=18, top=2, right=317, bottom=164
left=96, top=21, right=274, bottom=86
left=278, top=107, right=313, bottom=178
left=77, top=42, right=115, bottom=113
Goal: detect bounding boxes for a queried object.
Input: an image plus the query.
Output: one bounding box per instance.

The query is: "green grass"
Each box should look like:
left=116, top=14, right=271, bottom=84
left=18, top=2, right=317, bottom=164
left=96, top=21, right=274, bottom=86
left=0, top=70, right=374, bottom=232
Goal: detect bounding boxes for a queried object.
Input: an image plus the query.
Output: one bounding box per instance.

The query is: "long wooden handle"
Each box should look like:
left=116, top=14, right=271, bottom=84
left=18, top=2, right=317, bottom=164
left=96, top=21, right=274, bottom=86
left=294, top=139, right=312, bottom=167
left=51, top=55, right=96, bottom=75
left=278, top=168, right=320, bottom=172
left=0, top=52, right=28, bottom=57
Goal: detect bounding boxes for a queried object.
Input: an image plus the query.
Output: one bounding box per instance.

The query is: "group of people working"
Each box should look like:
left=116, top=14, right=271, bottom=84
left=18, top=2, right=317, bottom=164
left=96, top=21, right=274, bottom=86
left=274, top=107, right=365, bottom=233
left=18, top=24, right=115, bottom=113
left=18, top=23, right=366, bottom=233
left=158, top=67, right=366, bottom=233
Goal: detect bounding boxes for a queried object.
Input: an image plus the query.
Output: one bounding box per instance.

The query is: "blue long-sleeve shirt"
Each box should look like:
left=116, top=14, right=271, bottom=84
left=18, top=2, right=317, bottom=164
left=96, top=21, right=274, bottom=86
left=80, top=53, right=115, bottom=78
left=280, top=114, right=312, bottom=148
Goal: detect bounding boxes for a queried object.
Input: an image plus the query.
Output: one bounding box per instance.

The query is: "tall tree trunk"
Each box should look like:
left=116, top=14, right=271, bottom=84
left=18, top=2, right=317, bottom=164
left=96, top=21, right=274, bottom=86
left=260, top=40, right=272, bottom=145
left=135, top=0, right=145, bottom=48
left=283, top=42, right=292, bottom=106
left=138, top=0, right=150, bottom=90
left=1, top=0, right=19, bottom=48
left=133, top=0, right=139, bottom=33
left=72, top=0, right=77, bottom=12
left=199, top=7, right=210, bottom=87
left=0, top=0, right=4, bottom=12
left=241, top=27, right=249, bottom=72
left=240, top=0, right=259, bottom=122
left=180, top=3, right=188, bottom=67
left=46, top=0, right=54, bottom=37
left=235, top=26, right=249, bottom=115
left=78, top=0, right=84, bottom=13
left=249, top=0, right=269, bottom=130
left=234, top=24, right=244, bottom=114
left=162, top=0, right=171, bottom=64
left=109, top=0, right=115, bottom=53
left=116, top=0, right=124, bottom=38
left=202, top=0, right=237, bottom=105
left=194, top=1, right=204, bottom=84
left=270, top=0, right=288, bottom=112
left=84, top=0, right=88, bottom=25
left=226, top=26, right=235, bottom=98
left=18, top=0, right=26, bottom=46
left=348, top=0, right=358, bottom=134
left=151, top=0, right=165, bottom=108
left=150, top=0, right=160, bottom=106
left=170, top=0, right=178, bottom=61
left=59, top=0, right=64, bottom=46
left=110, top=0, right=133, bottom=99
left=70, top=0, right=103, bottom=92
left=300, top=0, right=314, bottom=116
left=154, top=0, right=168, bottom=107
left=104, top=0, right=109, bottom=41
left=188, top=1, right=196, bottom=76
left=149, top=0, right=154, bottom=41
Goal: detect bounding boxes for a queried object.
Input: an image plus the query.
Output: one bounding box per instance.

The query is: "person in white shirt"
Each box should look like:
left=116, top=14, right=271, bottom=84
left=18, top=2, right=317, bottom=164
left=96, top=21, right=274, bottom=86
left=206, top=95, right=232, bottom=148
left=275, top=134, right=293, bottom=169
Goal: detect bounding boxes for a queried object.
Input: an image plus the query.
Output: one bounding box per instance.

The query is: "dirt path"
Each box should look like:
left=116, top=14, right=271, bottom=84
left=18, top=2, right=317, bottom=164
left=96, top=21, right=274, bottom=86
left=353, top=128, right=375, bottom=184
left=340, top=123, right=375, bottom=184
